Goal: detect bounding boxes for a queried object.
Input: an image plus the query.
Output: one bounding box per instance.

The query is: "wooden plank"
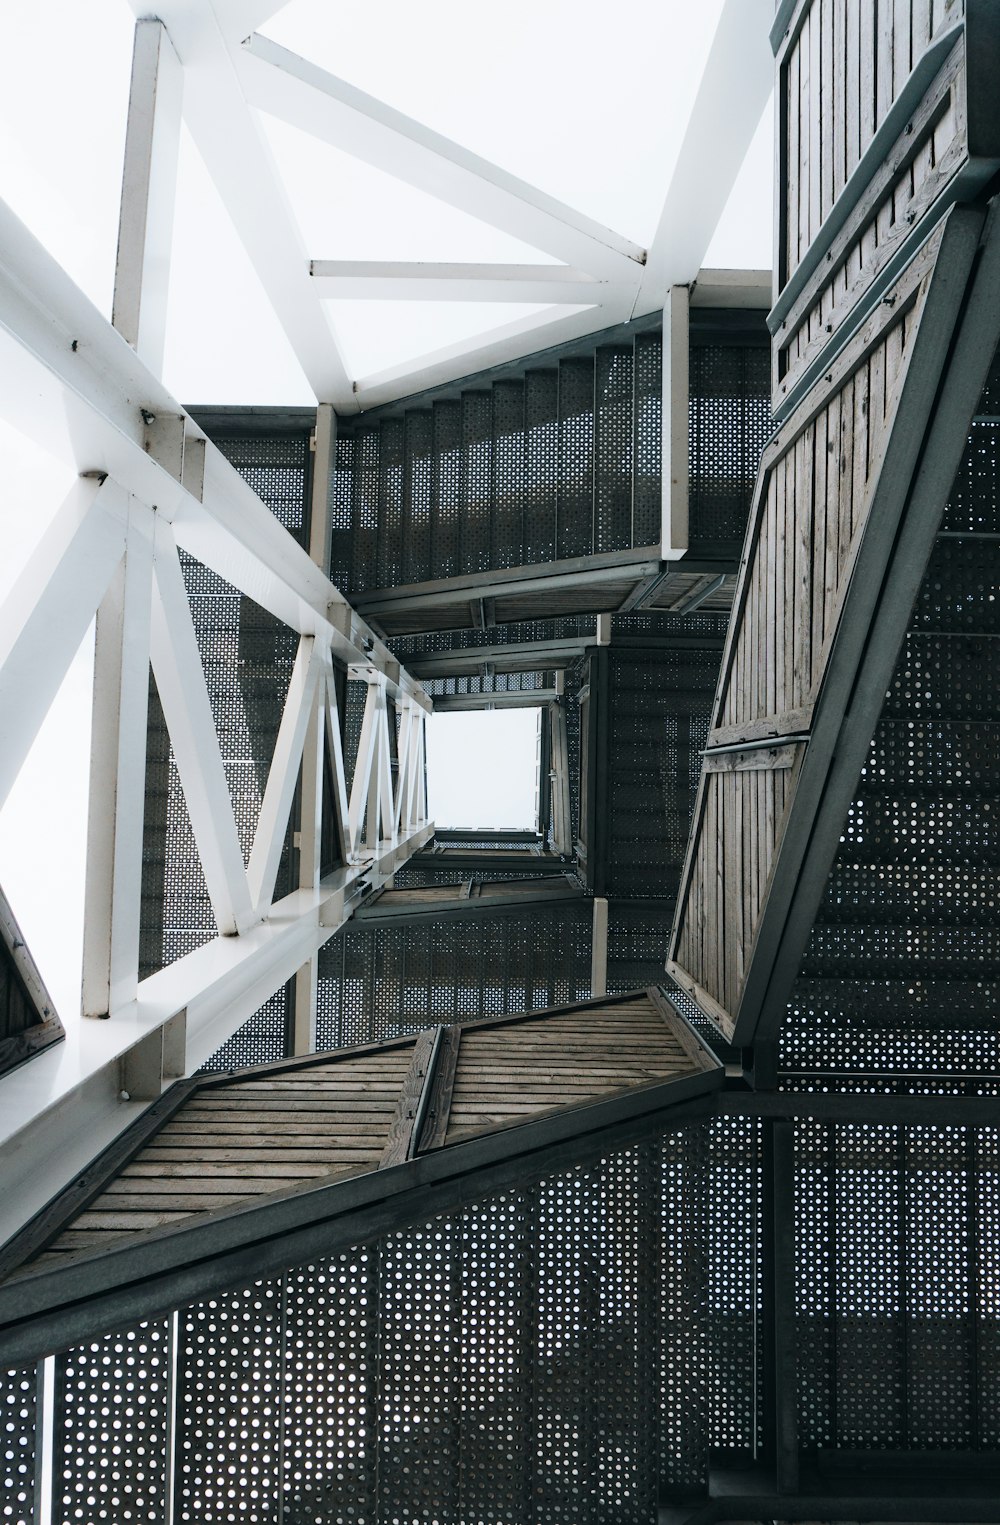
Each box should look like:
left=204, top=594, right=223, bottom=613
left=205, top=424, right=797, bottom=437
left=379, top=1027, right=437, bottom=1168
left=647, top=986, right=719, bottom=1073
left=821, top=0, right=835, bottom=223
left=181, top=1091, right=405, bottom=1109
left=809, top=0, right=823, bottom=247
left=68, top=1210, right=195, bottom=1230
left=799, top=15, right=811, bottom=268
left=845, top=0, right=861, bottom=173
left=858, top=0, right=877, bottom=155
left=833, top=0, right=847, bottom=200
left=787, top=31, right=801, bottom=275
left=157, top=1119, right=394, bottom=1136
left=92, top=1183, right=263, bottom=1207
left=725, top=769, right=742, bottom=1005
left=129, top=1155, right=380, bottom=1172
left=709, top=708, right=814, bottom=750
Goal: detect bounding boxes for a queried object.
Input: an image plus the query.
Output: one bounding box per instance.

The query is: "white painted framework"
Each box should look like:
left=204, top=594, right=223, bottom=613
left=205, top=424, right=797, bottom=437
left=0, top=0, right=773, bottom=1239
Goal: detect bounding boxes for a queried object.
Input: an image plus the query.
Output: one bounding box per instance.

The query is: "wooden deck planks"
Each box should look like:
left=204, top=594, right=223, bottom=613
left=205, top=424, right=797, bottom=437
left=440, top=993, right=707, bottom=1147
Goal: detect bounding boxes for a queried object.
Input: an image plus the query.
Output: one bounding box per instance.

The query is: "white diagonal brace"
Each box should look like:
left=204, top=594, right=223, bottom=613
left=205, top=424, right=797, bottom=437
left=321, top=662, right=351, bottom=863
left=150, top=521, right=255, bottom=936
left=347, top=678, right=381, bottom=857
left=353, top=299, right=635, bottom=412
left=81, top=498, right=155, bottom=1019
left=127, top=2, right=354, bottom=407
left=635, top=0, right=773, bottom=311
left=297, top=677, right=324, bottom=897
left=112, top=20, right=183, bottom=378
left=0, top=476, right=126, bottom=811
left=239, top=34, right=645, bottom=279
left=247, top=635, right=321, bottom=913
left=393, top=702, right=414, bottom=836
left=309, top=261, right=610, bottom=305
left=375, top=698, right=396, bottom=848
left=408, top=716, right=427, bottom=829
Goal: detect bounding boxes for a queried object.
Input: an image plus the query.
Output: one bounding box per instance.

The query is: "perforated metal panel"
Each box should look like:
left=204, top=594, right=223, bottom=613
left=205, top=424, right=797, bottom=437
left=198, top=986, right=291, bottom=1073
left=604, top=649, right=718, bottom=899
left=316, top=904, right=593, bottom=1049
left=1, top=1366, right=37, bottom=1524
left=633, top=332, right=662, bottom=549
left=283, top=1250, right=377, bottom=1524
left=781, top=370, right=1000, bottom=1078
left=688, top=344, right=771, bottom=545
left=55, top=1322, right=171, bottom=1525
left=595, top=345, right=633, bottom=554
left=793, top=1118, right=1000, bottom=1454
left=175, top=1285, right=283, bottom=1524
left=403, top=410, right=433, bottom=585
left=706, top=1115, right=763, bottom=1460
left=659, top=1127, right=709, bottom=1498
left=27, top=1125, right=707, bottom=1525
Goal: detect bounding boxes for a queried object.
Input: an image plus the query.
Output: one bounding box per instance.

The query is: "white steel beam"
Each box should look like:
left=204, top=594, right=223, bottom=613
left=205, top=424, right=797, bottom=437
left=0, top=194, right=430, bottom=711
left=125, top=3, right=354, bottom=408
left=239, top=34, right=645, bottom=280
left=247, top=637, right=321, bottom=913
left=635, top=0, right=773, bottom=310
left=309, top=261, right=611, bottom=305
left=150, top=523, right=255, bottom=937
left=112, top=20, right=183, bottom=378
left=0, top=477, right=125, bottom=810
left=81, top=500, right=155, bottom=1018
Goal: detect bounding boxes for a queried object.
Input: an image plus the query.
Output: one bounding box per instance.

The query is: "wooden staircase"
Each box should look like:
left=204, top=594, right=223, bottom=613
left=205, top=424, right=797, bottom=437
left=0, top=988, right=719, bottom=1366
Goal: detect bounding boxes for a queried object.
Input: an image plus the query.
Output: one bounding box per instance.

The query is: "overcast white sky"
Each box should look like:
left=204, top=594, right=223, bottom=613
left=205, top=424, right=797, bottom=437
left=0, top=0, right=772, bottom=1017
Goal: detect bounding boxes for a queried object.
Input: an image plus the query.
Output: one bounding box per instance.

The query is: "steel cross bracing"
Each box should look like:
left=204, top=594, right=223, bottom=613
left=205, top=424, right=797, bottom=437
left=120, top=0, right=772, bottom=415
left=0, top=209, right=432, bottom=1243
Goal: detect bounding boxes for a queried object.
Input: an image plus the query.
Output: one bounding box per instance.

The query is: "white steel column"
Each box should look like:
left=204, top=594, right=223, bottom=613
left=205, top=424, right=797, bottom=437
left=590, top=897, right=609, bottom=998
left=661, top=285, right=690, bottom=558
left=112, top=20, right=183, bottom=378
left=81, top=497, right=154, bottom=1018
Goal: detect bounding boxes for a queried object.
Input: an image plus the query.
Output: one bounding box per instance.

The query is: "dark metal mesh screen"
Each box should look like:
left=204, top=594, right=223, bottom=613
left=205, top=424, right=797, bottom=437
left=794, top=1118, right=1000, bottom=1454
left=55, top=1322, right=172, bottom=1524
left=1, top=1366, right=36, bottom=1524
left=316, top=904, right=593, bottom=1049
left=36, top=1125, right=709, bottom=1525
left=688, top=345, right=771, bottom=545
left=198, top=986, right=291, bottom=1074
left=705, top=1115, right=763, bottom=1461
left=605, top=650, right=717, bottom=899
left=335, top=338, right=669, bottom=599
left=781, top=370, right=1000, bottom=1078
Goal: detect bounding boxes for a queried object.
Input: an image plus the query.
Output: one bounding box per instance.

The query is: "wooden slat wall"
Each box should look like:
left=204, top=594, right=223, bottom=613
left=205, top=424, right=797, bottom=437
left=670, top=753, right=802, bottom=1038
left=669, top=227, right=944, bottom=1041
left=718, top=300, right=916, bottom=741
left=780, top=0, right=965, bottom=287
left=776, top=32, right=966, bottom=399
